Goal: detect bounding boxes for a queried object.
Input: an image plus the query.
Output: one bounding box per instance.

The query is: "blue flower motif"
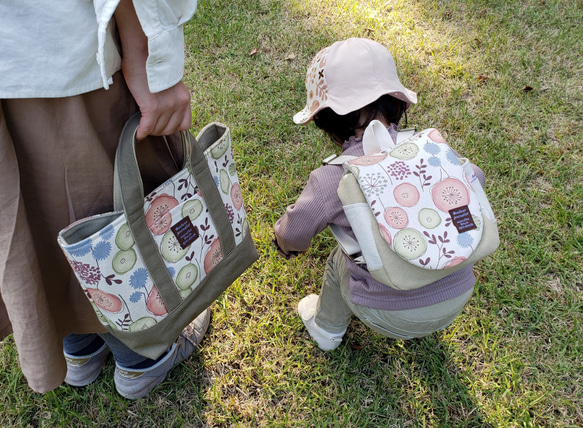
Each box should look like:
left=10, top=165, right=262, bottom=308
left=457, top=232, right=474, bottom=248
left=424, top=142, right=441, bottom=155
left=446, top=148, right=461, bottom=165
left=130, top=268, right=149, bottom=289
left=361, top=172, right=389, bottom=198
left=129, top=291, right=143, bottom=304
left=68, top=239, right=93, bottom=257
left=92, top=241, right=111, bottom=261
left=99, top=224, right=114, bottom=240
left=428, top=156, right=442, bottom=167
left=213, top=176, right=220, bottom=188
left=167, top=266, right=176, bottom=278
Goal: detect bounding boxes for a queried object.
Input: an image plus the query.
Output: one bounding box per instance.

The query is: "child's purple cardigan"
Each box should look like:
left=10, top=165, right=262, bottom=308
left=274, top=129, right=484, bottom=311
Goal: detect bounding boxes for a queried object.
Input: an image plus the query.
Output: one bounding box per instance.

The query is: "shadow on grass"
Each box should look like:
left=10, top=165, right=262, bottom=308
left=0, top=334, right=210, bottom=427
left=300, top=321, right=494, bottom=427
left=1, top=322, right=490, bottom=427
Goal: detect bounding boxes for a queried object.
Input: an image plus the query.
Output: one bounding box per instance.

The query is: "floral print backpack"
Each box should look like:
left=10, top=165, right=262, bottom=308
left=327, top=120, right=499, bottom=290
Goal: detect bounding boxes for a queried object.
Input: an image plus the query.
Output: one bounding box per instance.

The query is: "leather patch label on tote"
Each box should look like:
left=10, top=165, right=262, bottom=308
left=171, top=217, right=200, bottom=249
left=449, top=206, right=478, bottom=234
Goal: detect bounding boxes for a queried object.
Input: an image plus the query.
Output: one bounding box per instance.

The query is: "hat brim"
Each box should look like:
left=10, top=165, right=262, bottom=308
left=293, top=106, right=318, bottom=124
left=293, top=88, right=417, bottom=125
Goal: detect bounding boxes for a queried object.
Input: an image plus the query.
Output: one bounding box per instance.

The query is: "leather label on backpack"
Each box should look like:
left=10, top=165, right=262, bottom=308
left=449, top=206, right=477, bottom=234
left=171, top=216, right=200, bottom=249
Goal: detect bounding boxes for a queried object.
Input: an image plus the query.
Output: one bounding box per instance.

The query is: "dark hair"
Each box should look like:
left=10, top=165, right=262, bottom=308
left=313, top=94, right=408, bottom=146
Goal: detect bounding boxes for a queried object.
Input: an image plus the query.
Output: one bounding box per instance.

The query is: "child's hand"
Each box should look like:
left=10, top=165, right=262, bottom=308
left=272, top=236, right=302, bottom=260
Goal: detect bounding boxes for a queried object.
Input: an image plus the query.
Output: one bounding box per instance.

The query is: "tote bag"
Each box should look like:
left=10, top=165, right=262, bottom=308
left=58, top=113, right=258, bottom=358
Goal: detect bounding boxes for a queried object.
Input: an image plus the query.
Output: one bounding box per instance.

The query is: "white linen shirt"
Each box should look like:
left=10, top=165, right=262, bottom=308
left=0, top=0, right=197, bottom=98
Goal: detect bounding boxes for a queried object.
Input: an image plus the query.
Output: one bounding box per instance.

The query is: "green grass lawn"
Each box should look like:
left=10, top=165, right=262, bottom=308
left=1, top=0, right=582, bottom=426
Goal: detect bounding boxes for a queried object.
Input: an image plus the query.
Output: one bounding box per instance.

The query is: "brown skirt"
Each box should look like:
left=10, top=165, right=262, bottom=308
left=0, top=74, right=184, bottom=392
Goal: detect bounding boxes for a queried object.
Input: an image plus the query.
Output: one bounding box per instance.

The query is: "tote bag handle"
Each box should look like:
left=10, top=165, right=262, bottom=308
left=112, top=112, right=236, bottom=312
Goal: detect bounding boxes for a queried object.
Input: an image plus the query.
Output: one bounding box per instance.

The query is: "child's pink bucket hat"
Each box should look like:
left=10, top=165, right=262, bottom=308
left=293, top=38, right=417, bottom=124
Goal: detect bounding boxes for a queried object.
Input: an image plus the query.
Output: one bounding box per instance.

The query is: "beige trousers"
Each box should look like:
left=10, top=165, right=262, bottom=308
left=314, top=247, right=474, bottom=339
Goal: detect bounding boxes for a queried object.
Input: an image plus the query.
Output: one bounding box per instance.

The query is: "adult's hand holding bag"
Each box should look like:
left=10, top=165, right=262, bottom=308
left=58, top=113, right=258, bottom=359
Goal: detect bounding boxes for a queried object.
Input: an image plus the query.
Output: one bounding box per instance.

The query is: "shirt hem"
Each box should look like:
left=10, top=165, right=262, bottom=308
left=349, top=264, right=477, bottom=311
left=0, top=76, right=117, bottom=99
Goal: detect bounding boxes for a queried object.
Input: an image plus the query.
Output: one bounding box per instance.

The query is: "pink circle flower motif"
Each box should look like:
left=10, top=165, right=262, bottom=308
left=444, top=256, right=467, bottom=268
left=145, top=194, right=179, bottom=235
left=86, top=288, right=122, bottom=313
left=348, top=153, right=387, bottom=166
left=379, top=224, right=392, bottom=245
left=204, top=239, right=223, bottom=274
left=384, top=207, right=409, bottom=229
left=230, top=182, right=243, bottom=210
left=431, top=178, right=470, bottom=212
left=428, top=129, right=447, bottom=144
left=393, top=182, right=420, bottom=208
left=146, top=285, right=168, bottom=316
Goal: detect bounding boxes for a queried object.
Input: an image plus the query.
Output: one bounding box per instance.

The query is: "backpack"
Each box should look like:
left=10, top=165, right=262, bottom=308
left=326, top=120, right=499, bottom=290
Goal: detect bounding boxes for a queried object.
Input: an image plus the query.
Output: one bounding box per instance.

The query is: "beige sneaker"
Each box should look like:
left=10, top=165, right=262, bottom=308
left=114, top=308, right=211, bottom=399
left=64, top=343, right=111, bottom=387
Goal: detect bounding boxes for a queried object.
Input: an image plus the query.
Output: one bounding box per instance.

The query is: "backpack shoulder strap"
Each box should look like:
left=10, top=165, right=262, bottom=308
left=322, top=154, right=355, bottom=165
left=329, top=224, right=365, bottom=264
left=395, top=128, right=416, bottom=144
left=363, top=121, right=418, bottom=154
left=363, top=120, right=394, bottom=154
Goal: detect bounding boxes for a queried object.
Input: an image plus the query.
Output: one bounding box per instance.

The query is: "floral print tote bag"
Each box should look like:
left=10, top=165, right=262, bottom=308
left=58, top=113, right=258, bottom=359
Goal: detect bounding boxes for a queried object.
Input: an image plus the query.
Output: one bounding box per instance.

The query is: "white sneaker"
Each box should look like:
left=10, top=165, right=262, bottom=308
left=298, top=294, right=346, bottom=351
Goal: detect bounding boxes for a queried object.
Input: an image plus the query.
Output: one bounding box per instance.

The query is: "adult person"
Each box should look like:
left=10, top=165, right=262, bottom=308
left=0, top=0, right=209, bottom=399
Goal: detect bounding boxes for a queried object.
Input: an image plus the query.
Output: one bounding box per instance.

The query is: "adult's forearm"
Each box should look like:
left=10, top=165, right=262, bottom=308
left=114, top=0, right=148, bottom=83
left=113, top=0, right=191, bottom=140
